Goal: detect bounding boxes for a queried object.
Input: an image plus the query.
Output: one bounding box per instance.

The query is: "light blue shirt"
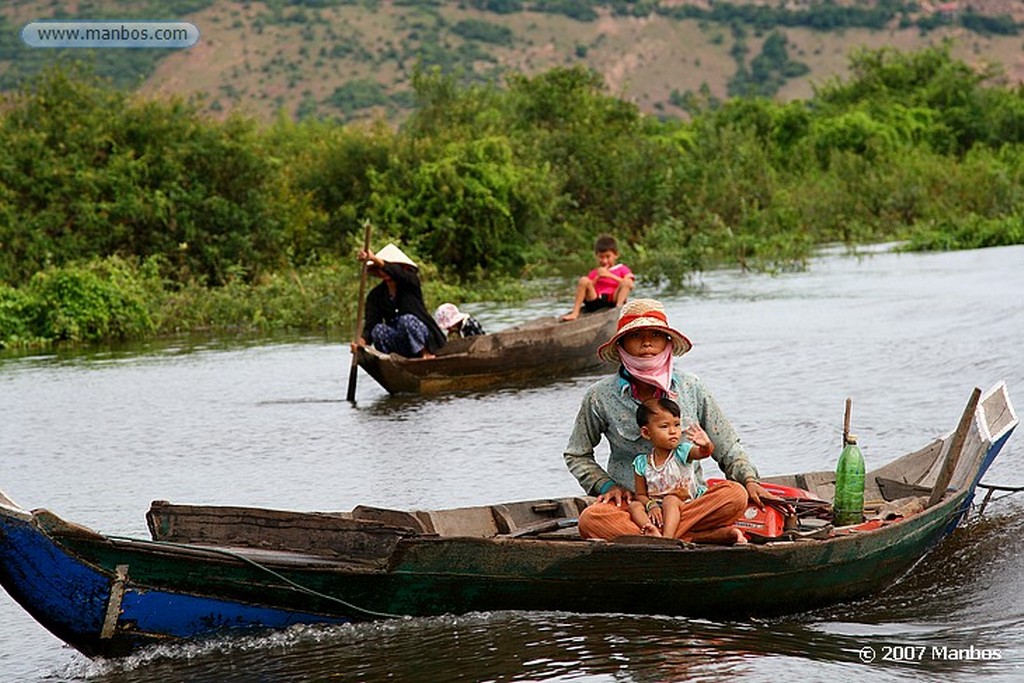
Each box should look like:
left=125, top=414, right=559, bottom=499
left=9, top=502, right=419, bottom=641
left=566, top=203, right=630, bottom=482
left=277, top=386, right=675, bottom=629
left=563, top=369, right=760, bottom=495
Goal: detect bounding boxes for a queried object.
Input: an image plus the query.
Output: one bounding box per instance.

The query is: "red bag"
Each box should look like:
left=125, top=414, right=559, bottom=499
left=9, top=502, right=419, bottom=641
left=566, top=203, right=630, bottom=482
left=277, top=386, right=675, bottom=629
left=706, top=479, right=813, bottom=540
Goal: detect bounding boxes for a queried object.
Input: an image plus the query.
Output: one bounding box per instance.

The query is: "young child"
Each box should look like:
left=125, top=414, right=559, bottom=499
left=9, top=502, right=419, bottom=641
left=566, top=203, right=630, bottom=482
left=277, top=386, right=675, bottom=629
left=628, top=397, right=715, bottom=538
left=434, top=303, right=486, bottom=339
left=561, top=234, right=634, bottom=321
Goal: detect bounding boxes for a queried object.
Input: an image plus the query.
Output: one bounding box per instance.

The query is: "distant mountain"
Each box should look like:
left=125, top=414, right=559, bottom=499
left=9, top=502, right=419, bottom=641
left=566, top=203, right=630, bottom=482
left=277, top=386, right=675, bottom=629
left=3, top=1, right=1023, bottom=122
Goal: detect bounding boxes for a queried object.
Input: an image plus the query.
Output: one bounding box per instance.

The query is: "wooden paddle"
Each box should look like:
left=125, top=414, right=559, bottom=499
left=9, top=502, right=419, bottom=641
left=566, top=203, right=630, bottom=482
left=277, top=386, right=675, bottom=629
left=346, top=220, right=373, bottom=403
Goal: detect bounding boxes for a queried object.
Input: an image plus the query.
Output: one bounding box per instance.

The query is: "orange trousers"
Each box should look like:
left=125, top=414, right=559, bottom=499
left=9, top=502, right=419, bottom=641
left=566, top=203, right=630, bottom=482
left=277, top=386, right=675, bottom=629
left=578, top=480, right=748, bottom=541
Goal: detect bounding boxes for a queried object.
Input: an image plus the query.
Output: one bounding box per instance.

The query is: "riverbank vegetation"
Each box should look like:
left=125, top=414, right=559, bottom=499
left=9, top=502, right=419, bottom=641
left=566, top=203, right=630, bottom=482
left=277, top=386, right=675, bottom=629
left=3, top=44, right=1024, bottom=348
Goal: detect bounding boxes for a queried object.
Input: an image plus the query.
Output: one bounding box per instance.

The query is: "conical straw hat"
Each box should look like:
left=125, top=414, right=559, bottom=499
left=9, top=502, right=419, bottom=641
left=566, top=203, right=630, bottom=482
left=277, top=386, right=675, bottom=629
left=373, top=243, right=417, bottom=269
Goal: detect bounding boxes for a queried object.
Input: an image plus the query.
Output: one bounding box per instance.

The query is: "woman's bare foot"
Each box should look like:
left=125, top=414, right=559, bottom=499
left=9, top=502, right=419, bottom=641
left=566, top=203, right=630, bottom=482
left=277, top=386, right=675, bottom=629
left=688, top=526, right=748, bottom=546
left=641, top=522, right=662, bottom=537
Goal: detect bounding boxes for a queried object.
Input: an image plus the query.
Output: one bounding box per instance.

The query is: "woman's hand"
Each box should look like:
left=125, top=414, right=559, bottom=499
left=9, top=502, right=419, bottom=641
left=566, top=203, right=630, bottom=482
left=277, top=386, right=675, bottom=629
left=596, top=485, right=632, bottom=507
left=745, top=480, right=796, bottom=515
left=358, top=249, right=382, bottom=267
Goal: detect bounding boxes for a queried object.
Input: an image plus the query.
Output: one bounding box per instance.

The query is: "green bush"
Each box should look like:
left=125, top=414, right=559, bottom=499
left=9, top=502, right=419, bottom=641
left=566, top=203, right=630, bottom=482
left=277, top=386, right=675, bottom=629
left=22, top=259, right=156, bottom=343
left=903, top=214, right=1024, bottom=251
left=368, top=136, right=547, bottom=275
left=327, top=79, right=389, bottom=115
left=0, top=284, right=34, bottom=347
left=452, top=19, right=514, bottom=46
left=0, top=66, right=312, bottom=287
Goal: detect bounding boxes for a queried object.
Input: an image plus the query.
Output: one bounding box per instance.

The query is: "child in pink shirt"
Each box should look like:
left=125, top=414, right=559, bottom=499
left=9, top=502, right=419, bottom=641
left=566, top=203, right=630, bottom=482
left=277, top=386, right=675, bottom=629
left=561, top=234, right=634, bottom=321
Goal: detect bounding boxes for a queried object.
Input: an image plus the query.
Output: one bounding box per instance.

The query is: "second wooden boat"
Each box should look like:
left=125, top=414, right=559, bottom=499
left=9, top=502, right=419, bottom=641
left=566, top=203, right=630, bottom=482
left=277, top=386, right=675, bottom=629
left=354, top=307, right=618, bottom=394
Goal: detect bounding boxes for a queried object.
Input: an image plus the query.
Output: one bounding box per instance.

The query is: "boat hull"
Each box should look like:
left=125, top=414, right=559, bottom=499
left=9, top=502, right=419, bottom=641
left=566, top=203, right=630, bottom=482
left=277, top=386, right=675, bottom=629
left=355, top=308, right=618, bottom=394
left=0, top=488, right=971, bottom=659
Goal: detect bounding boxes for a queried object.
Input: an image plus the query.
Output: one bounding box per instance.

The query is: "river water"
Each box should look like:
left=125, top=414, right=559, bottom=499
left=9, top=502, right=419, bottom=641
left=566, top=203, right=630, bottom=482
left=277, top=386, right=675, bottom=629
left=1, top=244, right=1022, bottom=682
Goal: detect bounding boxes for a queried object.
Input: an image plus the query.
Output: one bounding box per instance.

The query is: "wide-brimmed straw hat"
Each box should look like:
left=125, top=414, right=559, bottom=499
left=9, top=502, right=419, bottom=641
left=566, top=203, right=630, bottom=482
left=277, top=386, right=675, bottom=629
left=434, top=303, right=470, bottom=331
left=596, top=299, right=692, bottom=363
left=371, top=243, right=418, bottom=269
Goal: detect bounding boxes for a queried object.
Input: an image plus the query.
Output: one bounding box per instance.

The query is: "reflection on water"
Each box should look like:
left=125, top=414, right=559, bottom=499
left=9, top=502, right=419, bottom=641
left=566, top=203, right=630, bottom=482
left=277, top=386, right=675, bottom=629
left=2, top=245, right=1023, bottom=682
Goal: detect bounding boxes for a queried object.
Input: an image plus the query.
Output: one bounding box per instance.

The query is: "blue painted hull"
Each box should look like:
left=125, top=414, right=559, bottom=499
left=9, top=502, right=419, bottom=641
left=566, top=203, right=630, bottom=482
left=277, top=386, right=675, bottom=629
left=0, top=509, right=351, bottom=658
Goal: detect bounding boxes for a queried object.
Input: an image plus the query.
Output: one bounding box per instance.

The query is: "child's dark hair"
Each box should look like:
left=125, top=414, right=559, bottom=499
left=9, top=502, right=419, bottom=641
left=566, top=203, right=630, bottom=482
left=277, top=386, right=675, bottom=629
left=594, top=234, right=618, bottom=253
left=636, top=397, right=680, bottom=428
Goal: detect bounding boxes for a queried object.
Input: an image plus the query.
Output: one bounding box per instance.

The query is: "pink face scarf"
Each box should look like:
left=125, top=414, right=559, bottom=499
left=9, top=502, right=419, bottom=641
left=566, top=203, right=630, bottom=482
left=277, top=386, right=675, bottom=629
left=618, top=344, right=675, bottom=396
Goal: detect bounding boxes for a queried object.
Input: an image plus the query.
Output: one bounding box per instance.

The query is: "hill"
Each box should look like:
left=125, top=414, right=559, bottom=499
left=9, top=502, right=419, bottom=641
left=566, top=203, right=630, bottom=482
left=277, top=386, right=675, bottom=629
left=3, top=0, right=1024, bottom=122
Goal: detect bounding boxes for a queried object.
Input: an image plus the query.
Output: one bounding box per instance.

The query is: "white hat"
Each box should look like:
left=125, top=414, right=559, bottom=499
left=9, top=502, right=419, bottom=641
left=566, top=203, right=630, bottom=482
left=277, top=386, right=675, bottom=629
left=373, top=243, right=417, bottom=269
left=434, top=303, right=470, bottom=331
left=596, top=299, right=692, bottom=363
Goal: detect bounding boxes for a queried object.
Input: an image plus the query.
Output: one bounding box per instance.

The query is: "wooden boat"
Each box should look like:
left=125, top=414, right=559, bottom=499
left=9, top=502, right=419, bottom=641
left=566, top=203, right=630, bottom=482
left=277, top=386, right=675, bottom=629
left=0, top=383, right=1017, bottom=660
left=354, top=307, right=618, bottom=394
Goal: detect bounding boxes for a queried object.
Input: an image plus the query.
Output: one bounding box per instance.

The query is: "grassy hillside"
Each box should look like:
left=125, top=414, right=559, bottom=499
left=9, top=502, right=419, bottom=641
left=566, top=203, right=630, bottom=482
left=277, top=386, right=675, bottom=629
left=3, top=1, right=1024, bottom=122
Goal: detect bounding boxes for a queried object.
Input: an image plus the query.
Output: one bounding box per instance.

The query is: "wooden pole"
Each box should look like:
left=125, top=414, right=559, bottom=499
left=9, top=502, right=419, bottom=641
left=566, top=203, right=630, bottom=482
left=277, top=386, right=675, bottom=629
left=927, top=387, right=982, bottom=508
left=842, top=397, right=852, bottom=446
left=346, top=221, right=373, bottom=403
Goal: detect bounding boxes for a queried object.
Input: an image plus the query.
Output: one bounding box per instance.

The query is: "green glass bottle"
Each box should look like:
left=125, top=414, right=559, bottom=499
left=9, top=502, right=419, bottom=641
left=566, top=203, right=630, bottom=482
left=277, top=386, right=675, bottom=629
left=833, top=434, right=865, bottom=526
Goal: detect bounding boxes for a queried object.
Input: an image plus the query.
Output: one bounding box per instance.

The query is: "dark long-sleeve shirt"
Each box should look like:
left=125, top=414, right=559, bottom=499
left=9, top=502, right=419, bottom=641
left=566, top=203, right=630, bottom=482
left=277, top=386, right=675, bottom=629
left=360, top=263, right=447, bottom=354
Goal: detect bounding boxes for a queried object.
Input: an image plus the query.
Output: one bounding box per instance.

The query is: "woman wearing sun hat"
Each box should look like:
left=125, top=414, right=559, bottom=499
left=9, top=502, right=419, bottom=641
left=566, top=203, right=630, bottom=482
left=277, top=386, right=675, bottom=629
left=563, top=299, right=786, bottom=544
left=352, top=244, right=447, bottom=359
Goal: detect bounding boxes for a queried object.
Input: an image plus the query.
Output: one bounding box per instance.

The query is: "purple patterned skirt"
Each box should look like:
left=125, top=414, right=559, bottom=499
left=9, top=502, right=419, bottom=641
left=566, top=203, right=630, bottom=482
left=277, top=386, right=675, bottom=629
left=370, top=314, right=430, bottom=357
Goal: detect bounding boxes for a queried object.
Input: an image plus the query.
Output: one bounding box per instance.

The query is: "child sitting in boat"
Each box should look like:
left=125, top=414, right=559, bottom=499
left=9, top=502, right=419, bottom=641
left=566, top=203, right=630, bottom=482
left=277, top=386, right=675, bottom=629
left=627, top=398, right=739, bottom=541
left=434, top=303, right=486, bottom=339
left=561, top=234, right=634, bottom=321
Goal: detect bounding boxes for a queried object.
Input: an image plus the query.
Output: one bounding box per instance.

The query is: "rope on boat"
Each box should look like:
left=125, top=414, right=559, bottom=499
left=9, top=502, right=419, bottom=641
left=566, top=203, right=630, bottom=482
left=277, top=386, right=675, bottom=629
left=975, top=483, right=1024, bottom=516
left=108, top=536, right=408, bottom=620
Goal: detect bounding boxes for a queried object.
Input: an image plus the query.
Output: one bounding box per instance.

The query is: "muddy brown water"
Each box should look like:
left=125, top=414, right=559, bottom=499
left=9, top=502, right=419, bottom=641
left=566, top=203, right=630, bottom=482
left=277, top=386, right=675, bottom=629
left=2, top=244, right=1022, bottom=682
